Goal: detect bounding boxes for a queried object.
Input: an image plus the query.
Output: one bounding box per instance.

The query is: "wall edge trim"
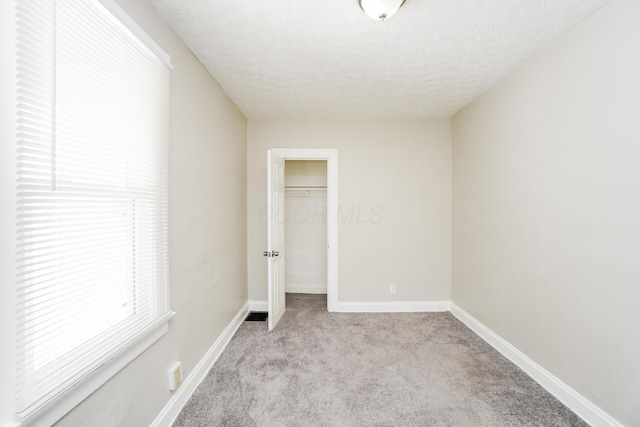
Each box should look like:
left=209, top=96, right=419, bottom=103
left=149, top=302, right=249, bottom=427
left=335, top=300, right=451, bottom=313
left=151, top=300, right=622, bottom=427
left=248, top=299, right=451, bottom=313
left=450, top=303, right=624, bottom=427
left=248, top=300, right=268, bottom=312
left=284, top=285, right=327, bottom=294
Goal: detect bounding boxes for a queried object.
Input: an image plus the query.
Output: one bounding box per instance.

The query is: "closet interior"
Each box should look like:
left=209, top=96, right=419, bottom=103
left=284, top=160, right=328, bottom=295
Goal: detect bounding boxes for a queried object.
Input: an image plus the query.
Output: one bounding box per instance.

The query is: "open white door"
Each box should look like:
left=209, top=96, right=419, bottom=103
left=266, top=150, right=285, bottom=330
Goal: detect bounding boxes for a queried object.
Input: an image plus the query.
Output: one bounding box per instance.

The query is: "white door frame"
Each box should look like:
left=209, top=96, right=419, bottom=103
left=271, top=148, right=338, bottom=312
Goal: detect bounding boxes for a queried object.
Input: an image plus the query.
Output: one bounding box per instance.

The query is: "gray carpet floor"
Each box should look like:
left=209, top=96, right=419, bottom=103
left=173, top=294, right=586, bottom=426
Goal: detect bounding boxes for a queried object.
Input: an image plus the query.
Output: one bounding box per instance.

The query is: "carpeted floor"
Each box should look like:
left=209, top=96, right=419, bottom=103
left=173, top=294, right=586, bottom=426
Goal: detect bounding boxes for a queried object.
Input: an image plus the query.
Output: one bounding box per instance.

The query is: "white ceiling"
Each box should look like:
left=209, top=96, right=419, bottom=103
left=150, top=0, right=608, bottom=119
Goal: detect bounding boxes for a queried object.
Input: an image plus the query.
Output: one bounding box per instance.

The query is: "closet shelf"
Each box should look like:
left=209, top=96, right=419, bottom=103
left=284, top=185, right=327, bottom=194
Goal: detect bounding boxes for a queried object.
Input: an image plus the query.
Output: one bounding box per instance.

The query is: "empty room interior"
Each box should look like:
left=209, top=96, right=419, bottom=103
left=0, top=0, right=639, bottom=426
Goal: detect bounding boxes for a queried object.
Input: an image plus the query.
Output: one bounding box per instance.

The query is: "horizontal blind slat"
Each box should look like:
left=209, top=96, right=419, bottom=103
left=15, top=0, right=171, bottom=420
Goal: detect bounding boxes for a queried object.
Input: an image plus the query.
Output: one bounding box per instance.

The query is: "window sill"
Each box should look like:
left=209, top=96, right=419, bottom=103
left=20, top=312, right=175, bottom=427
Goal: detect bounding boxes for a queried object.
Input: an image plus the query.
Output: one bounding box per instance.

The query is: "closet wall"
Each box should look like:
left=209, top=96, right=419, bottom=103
left=284, top=161, right=327, bottom=294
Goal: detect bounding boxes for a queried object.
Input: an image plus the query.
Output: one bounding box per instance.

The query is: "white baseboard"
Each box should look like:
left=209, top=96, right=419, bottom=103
left=251, top=299, right=449, bottom=313
left=248, top=300, right=268, bottom=312
left=150, top=302, right=249, bottom=427
left=285, top=284, right=327, bottom=294
left=450, top=303, right=623, bottom=427
left=151, top=299, right=623, bottom=427
left=334, top=300, right=451, bottom=313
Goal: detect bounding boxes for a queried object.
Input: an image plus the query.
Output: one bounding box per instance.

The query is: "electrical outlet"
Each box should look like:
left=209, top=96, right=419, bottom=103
left=168, top=361, right=182, bottom=391
left=389, top=284, right=396, bottom=294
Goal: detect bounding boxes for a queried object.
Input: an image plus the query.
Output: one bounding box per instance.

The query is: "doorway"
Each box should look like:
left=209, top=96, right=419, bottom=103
left=266, top=149, right=338, bottom=330
left=284, top=160, right=327, bottom=295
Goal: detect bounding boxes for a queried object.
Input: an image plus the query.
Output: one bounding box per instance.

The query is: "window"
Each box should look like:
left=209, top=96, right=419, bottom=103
left=14, top=0, right=173, bottom=423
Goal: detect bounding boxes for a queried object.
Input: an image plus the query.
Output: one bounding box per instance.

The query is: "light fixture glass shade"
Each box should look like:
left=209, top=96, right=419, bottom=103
left=359, top=0, right=405, bottom=21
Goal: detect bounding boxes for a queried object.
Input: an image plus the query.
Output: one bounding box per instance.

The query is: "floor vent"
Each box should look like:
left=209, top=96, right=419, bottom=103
left=245, top=312, right=268, bottom=322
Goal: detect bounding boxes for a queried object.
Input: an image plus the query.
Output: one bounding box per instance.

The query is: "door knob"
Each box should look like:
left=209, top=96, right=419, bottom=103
left=272, top=251, right=279, bottom=257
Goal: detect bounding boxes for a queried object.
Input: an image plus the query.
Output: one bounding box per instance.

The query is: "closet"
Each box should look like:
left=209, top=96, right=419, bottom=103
left=284, top=160, right=327, bottom=294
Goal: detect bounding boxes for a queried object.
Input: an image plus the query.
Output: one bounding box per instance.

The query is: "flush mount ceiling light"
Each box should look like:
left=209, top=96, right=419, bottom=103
left=358, top=0, right=406, bottom=21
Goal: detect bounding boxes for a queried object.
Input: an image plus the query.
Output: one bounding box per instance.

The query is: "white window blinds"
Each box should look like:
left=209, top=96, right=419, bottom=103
left=15, top=0, right=172, bottom=421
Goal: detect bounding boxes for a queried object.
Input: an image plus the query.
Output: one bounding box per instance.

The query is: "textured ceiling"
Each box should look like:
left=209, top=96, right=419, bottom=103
left=150, top=0, right=609, bottom=119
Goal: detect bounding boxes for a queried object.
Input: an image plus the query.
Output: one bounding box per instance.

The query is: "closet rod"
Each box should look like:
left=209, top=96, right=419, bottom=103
left=284, top=186, right=327, bottom=193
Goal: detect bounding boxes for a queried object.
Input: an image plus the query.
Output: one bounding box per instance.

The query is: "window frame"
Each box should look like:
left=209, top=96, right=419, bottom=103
left=3, top=0, right=174, bottom=425
left=0, top=2, right=19, bottom=424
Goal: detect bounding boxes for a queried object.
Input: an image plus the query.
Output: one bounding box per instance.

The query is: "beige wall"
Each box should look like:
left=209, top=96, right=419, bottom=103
left=285, top=160, right=328, bottom=187
left=248, top=119, right=452, bottom=302
left=451, top=0, right=640, bottom=425
left=52, top=0, right=248, bottom=425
